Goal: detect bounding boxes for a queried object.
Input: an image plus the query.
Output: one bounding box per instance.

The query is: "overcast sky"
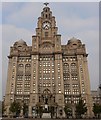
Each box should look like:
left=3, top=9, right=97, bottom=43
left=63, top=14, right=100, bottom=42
left=1, top=2, right=99, bottom=100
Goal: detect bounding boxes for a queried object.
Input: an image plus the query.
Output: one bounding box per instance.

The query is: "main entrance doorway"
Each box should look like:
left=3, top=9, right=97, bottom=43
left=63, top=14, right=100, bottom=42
left=33, top=89, right=58, bottom=118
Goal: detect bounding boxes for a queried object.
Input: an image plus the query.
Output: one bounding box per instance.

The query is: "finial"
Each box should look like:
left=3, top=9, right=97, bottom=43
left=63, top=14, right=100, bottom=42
left=44, top=2, right=49, bottom=6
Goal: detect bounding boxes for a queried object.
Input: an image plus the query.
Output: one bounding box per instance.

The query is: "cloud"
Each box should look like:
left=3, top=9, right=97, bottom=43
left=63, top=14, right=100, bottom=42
left=3, top=2, right=99, bottom=30
left=2, top=24, right=32, bottom=44
left=3, top=2, right=43, bottom=30
left=51, top=2, right=98, bottom=18
left=55, top=13, right=99, bottom=38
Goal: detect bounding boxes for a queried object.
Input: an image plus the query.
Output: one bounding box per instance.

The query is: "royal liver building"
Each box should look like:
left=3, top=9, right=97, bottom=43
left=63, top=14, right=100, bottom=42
left=4, top=4, right=93, bottom=118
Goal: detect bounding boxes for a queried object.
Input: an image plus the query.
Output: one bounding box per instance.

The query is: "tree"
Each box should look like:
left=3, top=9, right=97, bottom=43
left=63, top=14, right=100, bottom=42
left=9, top=101, right=21, bottom=117
left=75, top=99, right=87, bottom=118
left=36, top=105, right=43, bottom=118
left=2, top=101, right=6, bottom=116
left=49, top=106, right=55, bottom=118
left=93, top=103, right=101, bottom=118
left=64, top=104, right=72, bottom=118
left=23, top=103, right=28, bottom=117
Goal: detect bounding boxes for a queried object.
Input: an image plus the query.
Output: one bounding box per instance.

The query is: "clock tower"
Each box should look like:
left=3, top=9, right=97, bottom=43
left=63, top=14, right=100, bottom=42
left=31, top=3, right=65, bottom=118
left=32, top=3, right=61, bottom=53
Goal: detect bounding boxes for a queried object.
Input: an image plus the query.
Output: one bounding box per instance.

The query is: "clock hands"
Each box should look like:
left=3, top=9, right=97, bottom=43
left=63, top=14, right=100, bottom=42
left=42, top=22, right=50, bottom=30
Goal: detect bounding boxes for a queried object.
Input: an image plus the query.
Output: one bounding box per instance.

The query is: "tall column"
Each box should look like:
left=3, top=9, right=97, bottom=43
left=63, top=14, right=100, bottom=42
left=77, top=54, right=93, bottom=118
left=83, top=56, right=93, bottom=117
left=29, top=55, right=39, bottom=117
left=54, top=54, right=65, bottom=118
left=4, top=57, right=12, bottom=116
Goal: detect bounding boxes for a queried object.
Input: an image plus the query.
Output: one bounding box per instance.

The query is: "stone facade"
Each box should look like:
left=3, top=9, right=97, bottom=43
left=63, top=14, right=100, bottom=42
left=4, top=4, right=93, bottom=118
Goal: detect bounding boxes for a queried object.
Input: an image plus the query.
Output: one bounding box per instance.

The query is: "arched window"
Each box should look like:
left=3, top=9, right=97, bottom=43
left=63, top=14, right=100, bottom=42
left=25, top=64, right=31, bottom=73
left=18, top=64, right=24, bottom=73
left=71, top=63, right=77, bottom=72
left=63, top=63, right=69, bottom=73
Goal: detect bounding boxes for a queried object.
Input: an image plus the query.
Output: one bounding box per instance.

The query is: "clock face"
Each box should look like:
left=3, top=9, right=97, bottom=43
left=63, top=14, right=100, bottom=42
left=42, top=21, right=51, bottom=30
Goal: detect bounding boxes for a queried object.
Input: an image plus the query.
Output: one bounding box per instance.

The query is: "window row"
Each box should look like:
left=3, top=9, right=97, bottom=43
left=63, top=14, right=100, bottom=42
left=43, top=83, right=51, bottom=87
left=16, top=92, right=30, bottom=94
left=38, top=83, right=55, bottom=87
left=65, top=100, right=79, bottom=104
left=72, top=84, right=79, bottom=88
left=72, top=89, right=79, bottom=95
left=40, top=57, right=54, bottom=61
left=65, top=89, right=71, bottom=94
left=64, top=84, right=70, bottom=87
left=43, top=70, right=54, bottom=73
left=18, top=58, right=31, bottom=62
left=16, top=84, right=22, bottom=87
left=24, top=85, right=30, bottom=87
left=71, top=74, right=78, bottom=80
left=43, top=77, right=51, bottom=80
left=64, top=75, right=70, bottom=80
left=24, top=89, right=30, bottom=92
left=63, top=57, right=76, bottom=62
left=64, top=89, right=79, bottom=95
left=25, top=75, right=31, bottom=80
left=17, top=75, right=31, bottom=80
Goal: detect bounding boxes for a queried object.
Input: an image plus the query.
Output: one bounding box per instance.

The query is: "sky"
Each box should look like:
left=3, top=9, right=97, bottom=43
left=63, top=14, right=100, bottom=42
left=1, top=2, right=99, bottom=100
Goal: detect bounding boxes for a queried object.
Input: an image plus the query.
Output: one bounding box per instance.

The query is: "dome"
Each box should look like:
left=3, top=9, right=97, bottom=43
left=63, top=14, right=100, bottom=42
left=70, top=37, right=78, bottom=41
left=17, top=39, right=26, bottom=44
left=68, top=37, right=81, bottom=45
left=14, top=39, right=27, bottom=47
